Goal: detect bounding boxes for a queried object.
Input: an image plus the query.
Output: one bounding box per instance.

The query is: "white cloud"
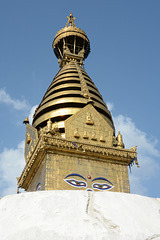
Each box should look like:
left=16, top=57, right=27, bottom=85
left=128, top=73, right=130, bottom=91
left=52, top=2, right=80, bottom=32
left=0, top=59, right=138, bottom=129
left=0, top=141, right=25, bottom=197
left=0, top=88, right=29, bottom=110
left=28, top=105, right=38, bottom=124
left=129, top=175, right=148, bottom=196
left=0, top=106, right=38, bottom=197
left=107, top=101, right=114, bottom=112
left=114, top=115, right=159, bottom=156
left=114, top=114, right=160, bottom=196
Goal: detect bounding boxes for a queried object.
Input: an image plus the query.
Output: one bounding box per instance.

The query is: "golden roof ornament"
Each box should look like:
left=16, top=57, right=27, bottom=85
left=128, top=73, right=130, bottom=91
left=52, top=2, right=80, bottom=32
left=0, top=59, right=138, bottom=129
left=117, top=131, right=125, bottom=148
left=52, top=13, right=90, bottom=68
left=65, top=13, right=76, bottom=27
left=47, top=119, right=52, bottom=131
left=23, top=117, right=29, bottom=125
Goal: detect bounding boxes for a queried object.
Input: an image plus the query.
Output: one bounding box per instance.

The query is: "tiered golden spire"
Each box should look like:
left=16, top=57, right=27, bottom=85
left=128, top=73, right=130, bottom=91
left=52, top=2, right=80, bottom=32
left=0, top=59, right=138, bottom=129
left=32, top=14, right=114, bottom=135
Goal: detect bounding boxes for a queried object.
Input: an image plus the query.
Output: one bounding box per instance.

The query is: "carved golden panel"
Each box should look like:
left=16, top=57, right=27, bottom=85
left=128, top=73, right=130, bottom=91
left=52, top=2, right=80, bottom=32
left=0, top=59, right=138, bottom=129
left=65, top=104, right=113, bottom=147
left=24, top=124, right=38, bottom=163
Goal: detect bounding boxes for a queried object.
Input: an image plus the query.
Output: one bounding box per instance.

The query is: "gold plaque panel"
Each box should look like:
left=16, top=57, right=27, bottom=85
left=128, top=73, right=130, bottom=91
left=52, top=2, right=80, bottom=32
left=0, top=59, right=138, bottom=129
left=24, top=124, right=38, bottom=163
left=65, top=104, right=113, bottom=147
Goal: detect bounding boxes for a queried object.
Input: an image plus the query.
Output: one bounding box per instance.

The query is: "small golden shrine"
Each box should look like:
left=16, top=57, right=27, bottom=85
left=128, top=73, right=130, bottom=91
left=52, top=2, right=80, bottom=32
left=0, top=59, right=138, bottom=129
left=18, top=14, right=139, bottom=193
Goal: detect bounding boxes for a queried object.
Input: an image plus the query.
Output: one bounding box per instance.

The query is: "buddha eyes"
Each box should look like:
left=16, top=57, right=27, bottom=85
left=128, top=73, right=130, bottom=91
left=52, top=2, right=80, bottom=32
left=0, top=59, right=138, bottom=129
left=65, top=179, right=113, bottom=190
left=64, top=174, right=114, bottom=191
left=92, top=183, right=113, bottom=190
left=65, top=179, right=87, bottom=188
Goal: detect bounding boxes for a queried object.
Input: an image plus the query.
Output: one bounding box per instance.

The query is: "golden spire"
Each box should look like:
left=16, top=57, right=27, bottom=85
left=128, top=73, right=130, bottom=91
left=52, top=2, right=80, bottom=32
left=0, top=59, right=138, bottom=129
left=32, top=14, right=115, bottom=135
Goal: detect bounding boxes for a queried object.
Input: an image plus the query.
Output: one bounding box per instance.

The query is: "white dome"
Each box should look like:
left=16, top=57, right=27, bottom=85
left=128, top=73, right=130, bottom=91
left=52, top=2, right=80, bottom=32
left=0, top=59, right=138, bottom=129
left=0, top=191, right=160, bottom=240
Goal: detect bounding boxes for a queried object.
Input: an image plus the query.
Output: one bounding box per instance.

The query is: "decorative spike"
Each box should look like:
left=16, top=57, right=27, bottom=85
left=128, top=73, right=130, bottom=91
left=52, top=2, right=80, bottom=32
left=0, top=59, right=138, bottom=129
left=117, top=131, right=124, bottom=148
left=23, top=117, right=29, bottom=125
left=65, top=13, right=76, bottom=28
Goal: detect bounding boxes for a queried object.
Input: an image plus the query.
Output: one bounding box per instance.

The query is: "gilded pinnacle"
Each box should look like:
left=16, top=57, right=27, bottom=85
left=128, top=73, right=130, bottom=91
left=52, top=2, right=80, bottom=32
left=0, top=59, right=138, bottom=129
left=65, top=13, right=76, bottom=27
left=23, top=117, right=29, bottom=125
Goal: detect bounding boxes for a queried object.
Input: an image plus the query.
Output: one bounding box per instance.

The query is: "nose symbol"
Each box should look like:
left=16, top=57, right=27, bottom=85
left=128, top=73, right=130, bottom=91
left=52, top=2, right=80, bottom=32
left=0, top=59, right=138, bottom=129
left=86, top=188, right=93, bottom=192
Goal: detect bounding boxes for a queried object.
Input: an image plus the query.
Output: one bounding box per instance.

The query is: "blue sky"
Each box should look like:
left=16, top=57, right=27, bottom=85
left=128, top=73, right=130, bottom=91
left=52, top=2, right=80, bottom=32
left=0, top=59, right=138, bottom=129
left=0, top=0, right=160, bottom=198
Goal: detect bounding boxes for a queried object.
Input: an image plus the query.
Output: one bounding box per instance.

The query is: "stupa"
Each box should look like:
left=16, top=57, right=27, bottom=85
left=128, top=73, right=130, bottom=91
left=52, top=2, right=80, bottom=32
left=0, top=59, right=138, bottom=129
left=17, top=13, right=139, bottom=193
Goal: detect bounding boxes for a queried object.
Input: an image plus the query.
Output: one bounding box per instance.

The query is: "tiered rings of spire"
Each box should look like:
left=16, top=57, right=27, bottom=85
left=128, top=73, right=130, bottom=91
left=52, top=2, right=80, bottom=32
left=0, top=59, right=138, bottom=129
left=32, top=13, right=115, bottom=135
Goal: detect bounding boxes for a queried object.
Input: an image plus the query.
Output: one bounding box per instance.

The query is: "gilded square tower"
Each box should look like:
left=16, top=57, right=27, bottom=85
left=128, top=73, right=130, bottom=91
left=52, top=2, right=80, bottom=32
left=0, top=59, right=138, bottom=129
left=18, top=14, right=139, bottom=193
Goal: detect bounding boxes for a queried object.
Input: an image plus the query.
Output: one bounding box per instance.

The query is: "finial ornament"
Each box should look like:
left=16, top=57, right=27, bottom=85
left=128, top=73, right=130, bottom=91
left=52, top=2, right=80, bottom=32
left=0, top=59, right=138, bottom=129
left=130, top=145, right=138, bottom=151
left=23, top=117, right=29, bottom=125
left=65, top=13, right=76, bottom=27
left=117, top=131, right=124, bottom=148
left=47, top=119, right=52, bottom=131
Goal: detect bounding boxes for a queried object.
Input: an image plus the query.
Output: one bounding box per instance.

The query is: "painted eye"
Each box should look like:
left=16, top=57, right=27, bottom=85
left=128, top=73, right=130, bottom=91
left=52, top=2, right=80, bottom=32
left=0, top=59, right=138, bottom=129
left=64, top=179, right=87, bottom=188
left=92, top=183, right=113, bottom=190
left=36, top=182, right=41, bottom=191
